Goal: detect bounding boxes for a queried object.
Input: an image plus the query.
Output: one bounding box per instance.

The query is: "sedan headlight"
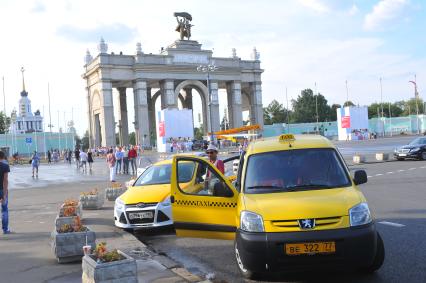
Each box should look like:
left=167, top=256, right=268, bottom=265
left=410, top=147, right=420, bottom=152
left=349, top=202, right=372, bottom=227
left=240, top=211, right=264, bottom=232
left=115, top=197, right=125, bottom=210
left=160, top=196, right=171, bottom=207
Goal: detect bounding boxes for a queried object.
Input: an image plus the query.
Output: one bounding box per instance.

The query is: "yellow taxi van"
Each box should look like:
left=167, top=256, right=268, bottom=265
left=169, top=134, right=385, bottom=278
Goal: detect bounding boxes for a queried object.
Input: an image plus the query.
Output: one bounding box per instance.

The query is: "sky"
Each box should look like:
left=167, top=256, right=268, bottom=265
left=0, top=0, right=424, bottom=135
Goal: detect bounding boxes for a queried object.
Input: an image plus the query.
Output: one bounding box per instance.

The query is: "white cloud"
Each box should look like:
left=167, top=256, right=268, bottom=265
left=298, top=0, right=330, bottom=13
left=348, top=4, right=359, bottom=16
left=364, top=0, right=409, bottom=31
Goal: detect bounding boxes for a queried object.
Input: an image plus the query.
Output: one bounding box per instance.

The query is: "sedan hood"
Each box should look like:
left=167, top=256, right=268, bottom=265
left=243, top=187, right=362, bottom=221
left=120, top=184, right=170, bottom=204
left=399, top=145, right=417, bottom=150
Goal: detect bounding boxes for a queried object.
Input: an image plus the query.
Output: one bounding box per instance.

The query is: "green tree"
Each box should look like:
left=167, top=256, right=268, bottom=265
left=81, top=130, right=90, bottom=151
left=330, top=104, right=341, bottom=121
left=129, top=132, right=136, bottom=145
left=368, top=102, right=404, bottom=118
left=194, top=127, right=204, bottom=140
left=402, top=98, right=424, bottom=116
left=220, top=116, right=229, bottom=130
left=0, top=112, right=11, bottom=134
left=263, top=100, right=289, bottom=125
left=292, top=89, right=332, bottom=123
left=343, top=101, right=355, bottom=107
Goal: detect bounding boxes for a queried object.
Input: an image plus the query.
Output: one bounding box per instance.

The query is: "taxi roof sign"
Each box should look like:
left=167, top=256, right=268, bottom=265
left=279, top=134, right=295, bottom=142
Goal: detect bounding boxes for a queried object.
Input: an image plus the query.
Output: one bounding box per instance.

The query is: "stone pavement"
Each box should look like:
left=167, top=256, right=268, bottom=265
left=0, top=162, right=210, bottom=283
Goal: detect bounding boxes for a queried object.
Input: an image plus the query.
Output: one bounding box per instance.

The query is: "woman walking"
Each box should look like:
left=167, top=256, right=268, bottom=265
left=106, top=149, right=116, bottom=182
left=31, top=151, right=40, bottom=178
left=87, top=149, right=94, bottom=171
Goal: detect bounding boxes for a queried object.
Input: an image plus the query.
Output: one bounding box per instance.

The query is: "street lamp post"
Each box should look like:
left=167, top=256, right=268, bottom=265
left=197, top=63, right=218, bottom=143
left=380, top=78, right=385, bottom=137
left=409, top=76, right=420, bottom=135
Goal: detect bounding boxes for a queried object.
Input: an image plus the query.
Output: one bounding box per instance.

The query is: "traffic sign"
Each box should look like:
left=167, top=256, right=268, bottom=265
left=25, top=137, right=32, bottom=144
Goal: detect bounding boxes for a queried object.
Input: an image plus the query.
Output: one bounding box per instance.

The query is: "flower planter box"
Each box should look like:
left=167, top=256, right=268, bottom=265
left=51, top=228, right=96, bottom=263
left=82, top=250, right=137, bottom=283
left=105, top=187, right=127, bottom=201
left=55, top=215, right=79, bottom=231
left=353, top=155, right=366, bottom=164
left=375, top=153, right=389, bottom=161
left=80, top=194, right=104, bottom=210
left=59, top=202, right=83, bottom=219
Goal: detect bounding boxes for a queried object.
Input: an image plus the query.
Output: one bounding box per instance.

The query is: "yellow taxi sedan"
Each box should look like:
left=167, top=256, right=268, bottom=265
left=169, top=134, right=385, bottom=278
left=115, top=155, right=238, bottom=230
left=114, top=159, right=196, bottom=230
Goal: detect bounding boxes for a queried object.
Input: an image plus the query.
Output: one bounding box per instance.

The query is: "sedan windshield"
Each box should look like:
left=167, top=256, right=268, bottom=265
left=244, top=148, right=351, bottom=193
left=409, top=137, right=426, bottom=146
left=134, top=163, right=195, bottom=186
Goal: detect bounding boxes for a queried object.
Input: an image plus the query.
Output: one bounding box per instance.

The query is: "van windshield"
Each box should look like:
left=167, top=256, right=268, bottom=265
left=244, top=148, right=351, bottom=194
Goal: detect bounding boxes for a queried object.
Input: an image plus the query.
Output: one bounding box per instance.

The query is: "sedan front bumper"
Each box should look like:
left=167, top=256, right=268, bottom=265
left=114, top=202, right=173, bottom=229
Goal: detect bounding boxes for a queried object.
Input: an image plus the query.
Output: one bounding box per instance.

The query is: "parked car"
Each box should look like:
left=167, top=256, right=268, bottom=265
left=191, top=140, right=208, bottom=151
left=394, top=137, right=426, bottom=160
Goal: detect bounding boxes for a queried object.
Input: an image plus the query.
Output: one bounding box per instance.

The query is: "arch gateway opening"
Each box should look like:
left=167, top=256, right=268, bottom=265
left=83, top=14, right=264, bottom=148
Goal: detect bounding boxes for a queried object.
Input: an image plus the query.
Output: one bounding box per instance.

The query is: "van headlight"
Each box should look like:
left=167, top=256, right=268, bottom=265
left=160, top=196, right=171, bottom=207
left=115, top=197, right=125, bottom=210
left=349, top=203, right=372, bottom=226
left=240, top=211, right=264, bottom=232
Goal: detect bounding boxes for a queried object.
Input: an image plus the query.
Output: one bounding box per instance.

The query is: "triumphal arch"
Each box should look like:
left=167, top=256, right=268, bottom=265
left=83, top=13, right=264, bottom=147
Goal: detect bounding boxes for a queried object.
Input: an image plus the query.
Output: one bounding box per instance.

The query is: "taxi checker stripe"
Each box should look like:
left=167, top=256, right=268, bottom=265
left=174, top=222, right=236, bottom=233
left=175, top=199, right=237, bottom=208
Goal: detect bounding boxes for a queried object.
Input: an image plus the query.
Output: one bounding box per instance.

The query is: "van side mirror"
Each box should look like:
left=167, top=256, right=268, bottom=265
left=353, top=170, right=368, bottom=185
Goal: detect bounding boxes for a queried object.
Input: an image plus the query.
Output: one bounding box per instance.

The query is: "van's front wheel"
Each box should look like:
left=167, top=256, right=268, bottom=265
left=234, top=241, right=257, bottom=279
left=363, top=232, right=385, bottom=273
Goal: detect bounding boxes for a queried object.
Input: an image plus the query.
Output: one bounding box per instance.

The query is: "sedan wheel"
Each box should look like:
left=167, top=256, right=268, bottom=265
left=421, top=152, right=426, bottom=160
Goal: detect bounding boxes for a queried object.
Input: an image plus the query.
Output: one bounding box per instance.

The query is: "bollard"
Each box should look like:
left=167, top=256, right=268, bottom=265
left=375, top=153, right=389, bottom=161
left=353, top=154, right=366, bottom=164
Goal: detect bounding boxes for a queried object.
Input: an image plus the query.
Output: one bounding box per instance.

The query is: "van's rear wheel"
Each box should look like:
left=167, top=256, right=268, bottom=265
left=363, top=232, right=385, bottom=273
left=234, top=241, right=257, bottom=279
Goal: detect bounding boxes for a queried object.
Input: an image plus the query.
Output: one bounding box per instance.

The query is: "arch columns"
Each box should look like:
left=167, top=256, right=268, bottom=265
left=226, top=81, right=243, bottom=128
left=249, top=82, right=264, bottom=127
left=133, top=80, right=151, bottom=146
left=99, top=80, right=116, bottom=147
left=209, top=81, right=220, bottom=133
left=160, top=80, right=177, bottom=109
left=117, top=87, right=129, bottom=146
left=86, top=86, right=94, bottom=148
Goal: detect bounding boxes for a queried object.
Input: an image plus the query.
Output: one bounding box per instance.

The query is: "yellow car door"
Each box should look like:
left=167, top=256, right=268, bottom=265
left=170, top=155, right=239, bottom=240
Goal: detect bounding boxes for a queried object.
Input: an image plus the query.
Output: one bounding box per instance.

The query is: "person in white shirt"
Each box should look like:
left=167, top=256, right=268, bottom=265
left=80, top=151, right=88, bottom=172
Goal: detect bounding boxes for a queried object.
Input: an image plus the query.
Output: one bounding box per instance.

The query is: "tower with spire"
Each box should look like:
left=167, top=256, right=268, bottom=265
left=9, top=67, right=44, bottom=134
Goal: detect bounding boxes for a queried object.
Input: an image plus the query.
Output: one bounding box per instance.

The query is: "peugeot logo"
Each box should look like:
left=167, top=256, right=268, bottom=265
left=298, top=219, right=315, bottom=229
left=136, top=203, right=146, bottom=208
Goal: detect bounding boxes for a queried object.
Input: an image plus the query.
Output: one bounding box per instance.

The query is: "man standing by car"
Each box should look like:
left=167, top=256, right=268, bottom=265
left=206, top=144, right=224, bottom=174
left=0, top=151, right=10, bottom=234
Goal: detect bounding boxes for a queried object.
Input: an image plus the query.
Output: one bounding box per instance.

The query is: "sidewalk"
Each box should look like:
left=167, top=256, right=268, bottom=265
left=0, top=166, right=207, bottom=283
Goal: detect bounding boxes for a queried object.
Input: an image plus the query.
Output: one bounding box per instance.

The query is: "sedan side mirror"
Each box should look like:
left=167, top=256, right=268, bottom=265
left=353, top=170, right=368, bottom=185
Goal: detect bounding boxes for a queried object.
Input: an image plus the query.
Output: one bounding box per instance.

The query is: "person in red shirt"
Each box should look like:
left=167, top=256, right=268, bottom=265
left=206, top=144, right=224, bottom=174
left=128, top=146, right=138, bottom=175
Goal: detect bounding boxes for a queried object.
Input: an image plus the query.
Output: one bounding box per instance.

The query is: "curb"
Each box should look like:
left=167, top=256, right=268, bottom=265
left=113, top=227, right=207, bottom=282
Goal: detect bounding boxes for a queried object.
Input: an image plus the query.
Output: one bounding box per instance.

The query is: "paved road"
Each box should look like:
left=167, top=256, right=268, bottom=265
left=135, top=159, right=426, bottom=282
left=334, top=135, right=415, bottom=156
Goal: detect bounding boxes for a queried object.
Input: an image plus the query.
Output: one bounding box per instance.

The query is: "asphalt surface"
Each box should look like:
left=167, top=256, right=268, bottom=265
left=134, top=137, right=426, bottom=283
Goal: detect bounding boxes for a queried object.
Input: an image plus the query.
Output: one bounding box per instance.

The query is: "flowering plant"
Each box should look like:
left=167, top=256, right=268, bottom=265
left=57, top=217, right=87, bottom=233
left=81, top=188, right=99, bottom=196
left=93, top=242, right=123, bottom=263
left=63, top=199, right=79, bottom=207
